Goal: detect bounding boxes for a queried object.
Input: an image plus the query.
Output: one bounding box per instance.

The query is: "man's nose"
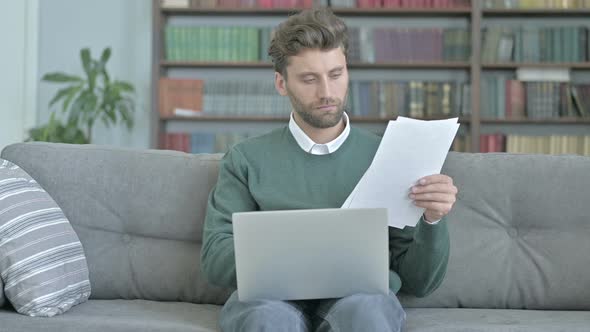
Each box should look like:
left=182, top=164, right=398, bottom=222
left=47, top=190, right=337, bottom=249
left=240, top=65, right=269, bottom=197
left=316, top=78, right=331, bottom=99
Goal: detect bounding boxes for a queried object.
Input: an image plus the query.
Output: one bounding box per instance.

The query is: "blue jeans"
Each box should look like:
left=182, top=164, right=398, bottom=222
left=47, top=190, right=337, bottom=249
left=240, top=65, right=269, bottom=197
left=219, top=290, right=406, bottom=332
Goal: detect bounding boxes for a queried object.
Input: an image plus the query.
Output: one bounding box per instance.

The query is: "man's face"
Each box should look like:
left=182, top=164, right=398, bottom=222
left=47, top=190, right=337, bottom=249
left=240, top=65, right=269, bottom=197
left=275, top=48, right=349, bottom=129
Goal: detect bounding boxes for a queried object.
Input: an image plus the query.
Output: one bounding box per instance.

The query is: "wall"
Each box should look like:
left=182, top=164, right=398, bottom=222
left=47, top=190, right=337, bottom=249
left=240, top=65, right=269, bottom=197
left=37, top=0, right=152, bottom=148
left=0, top=0, right=38, bottom=152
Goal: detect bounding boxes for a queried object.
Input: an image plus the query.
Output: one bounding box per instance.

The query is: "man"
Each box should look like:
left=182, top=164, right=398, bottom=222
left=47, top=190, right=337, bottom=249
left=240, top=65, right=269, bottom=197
left=201, top=8, right=457, bottom=332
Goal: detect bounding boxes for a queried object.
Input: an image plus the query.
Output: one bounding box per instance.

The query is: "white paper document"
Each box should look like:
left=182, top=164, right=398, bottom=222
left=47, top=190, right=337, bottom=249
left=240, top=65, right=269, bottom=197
left=342, top=117, right=459, bottom=229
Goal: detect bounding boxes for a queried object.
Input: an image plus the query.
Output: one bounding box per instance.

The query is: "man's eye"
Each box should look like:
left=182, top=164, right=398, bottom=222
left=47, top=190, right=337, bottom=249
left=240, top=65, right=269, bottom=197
left=303, top=79, right=315, bottom=84
left=330, top=73, right=342, bottom=79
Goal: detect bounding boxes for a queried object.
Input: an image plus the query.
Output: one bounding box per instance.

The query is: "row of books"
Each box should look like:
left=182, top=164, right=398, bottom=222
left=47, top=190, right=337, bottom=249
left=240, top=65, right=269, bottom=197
left=158, top=78, right=467, bottom=118
left=165, top=26, right=264, bottom=62
left=451, top=135, right=471, bottom=152
left=165, top=25, right=590, bottom=64
left=161, top=0, right=470, bottom=9
left=165, top=25, right=470, bottom=62
left=160, top=132, right=254, bottom=153
left=480, top=134, right=590, bottom=155
left=159, top=79, right=292, bottom=117
left=482, top=26, right=589, bottom=63
left=480, top=77, right=590, bottom=119
left=348, top=27, right=470, bottom=63
left=159, top=77, right=590, bottom=120
left=348, top=81, right=464, bottom=118
left=483, top=0, right=590, bottom=9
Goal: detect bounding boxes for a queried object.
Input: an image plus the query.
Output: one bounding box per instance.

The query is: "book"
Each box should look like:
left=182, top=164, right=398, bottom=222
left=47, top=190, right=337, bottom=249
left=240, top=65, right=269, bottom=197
left=158, top=78, right=204, bottom=117
left=516, top=68, right=571, bottom=82
left=571, top=86, right=589, bottom=117
left=161, top=0, right=190, bottom=8
left=506, top=80, right=525, bottom=119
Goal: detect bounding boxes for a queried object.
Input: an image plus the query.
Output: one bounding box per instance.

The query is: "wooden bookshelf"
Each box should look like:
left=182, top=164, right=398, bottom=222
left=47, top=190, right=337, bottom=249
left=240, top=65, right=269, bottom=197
left=152, top=0, right=590, bottom=153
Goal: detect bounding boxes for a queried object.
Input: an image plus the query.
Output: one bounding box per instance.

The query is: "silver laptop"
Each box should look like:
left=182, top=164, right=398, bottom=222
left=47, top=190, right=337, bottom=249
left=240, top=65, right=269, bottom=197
left=232, top=208, right=389, bottom=302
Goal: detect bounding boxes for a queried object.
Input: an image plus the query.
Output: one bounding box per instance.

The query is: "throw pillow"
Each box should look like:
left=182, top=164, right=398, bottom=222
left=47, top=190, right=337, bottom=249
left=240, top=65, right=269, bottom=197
left=0, top=159, right=91, bottom=317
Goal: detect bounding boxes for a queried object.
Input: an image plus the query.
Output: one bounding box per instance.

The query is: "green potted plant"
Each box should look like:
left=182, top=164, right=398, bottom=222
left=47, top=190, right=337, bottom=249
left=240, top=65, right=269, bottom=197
left=29, top=47, right=135, bottom=144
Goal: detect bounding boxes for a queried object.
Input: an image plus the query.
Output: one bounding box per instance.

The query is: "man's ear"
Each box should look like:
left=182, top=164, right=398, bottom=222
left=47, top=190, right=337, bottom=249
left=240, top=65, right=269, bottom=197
left=274, top=72, right=288, bottom=96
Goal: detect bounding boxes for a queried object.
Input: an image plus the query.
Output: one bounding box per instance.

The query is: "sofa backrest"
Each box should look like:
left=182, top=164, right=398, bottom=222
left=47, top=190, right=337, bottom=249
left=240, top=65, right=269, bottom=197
left=1, top=142, right=231, bottom=305
left=399, top=152, right=590, bottom=310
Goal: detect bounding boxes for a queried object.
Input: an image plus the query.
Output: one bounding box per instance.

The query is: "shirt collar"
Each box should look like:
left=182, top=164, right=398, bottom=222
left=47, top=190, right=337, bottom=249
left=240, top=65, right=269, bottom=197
left=288, top=112, right=351, bottom=155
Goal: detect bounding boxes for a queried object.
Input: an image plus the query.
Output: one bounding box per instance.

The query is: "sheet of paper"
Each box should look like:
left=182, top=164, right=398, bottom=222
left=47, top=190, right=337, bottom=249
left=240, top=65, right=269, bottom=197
left=342, top=117, right=459, bottom=228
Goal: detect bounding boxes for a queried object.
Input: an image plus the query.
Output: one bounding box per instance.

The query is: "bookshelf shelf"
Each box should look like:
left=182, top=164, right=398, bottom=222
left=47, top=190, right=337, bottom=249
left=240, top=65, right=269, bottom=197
left=161, top=61, right=472, bottom=69
left=482, top=9, right=590, bottom=17
left=162, top=115, right=288, bottom=122
left=481, top=118, right=590, bottom=124
left=482, top=63, right=590, bottom=70
left=161, top=7, right=472, bottom=17
left=161, top=115, right=472, bottom=123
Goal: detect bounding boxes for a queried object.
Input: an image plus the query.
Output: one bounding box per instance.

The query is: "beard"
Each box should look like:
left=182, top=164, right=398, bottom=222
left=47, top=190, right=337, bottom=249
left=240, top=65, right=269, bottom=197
left=286, top=87, right=347, bottom=129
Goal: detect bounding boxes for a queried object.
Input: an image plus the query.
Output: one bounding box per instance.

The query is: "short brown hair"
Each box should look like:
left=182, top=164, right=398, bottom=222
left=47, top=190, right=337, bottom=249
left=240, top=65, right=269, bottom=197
left=268, top=8, right=349, bottom=78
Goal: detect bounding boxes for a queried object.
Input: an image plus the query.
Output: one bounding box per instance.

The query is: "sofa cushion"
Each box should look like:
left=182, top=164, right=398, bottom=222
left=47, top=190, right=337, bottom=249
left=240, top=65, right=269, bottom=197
left=0, top=299, right=221, bottom=332
left=1, top=143, right=232, bottom=305
left=404, top=308, right=590, bottom=332
left=399, top=153, right=590, bottom=310
left=0, top=159, right=91, bottom=316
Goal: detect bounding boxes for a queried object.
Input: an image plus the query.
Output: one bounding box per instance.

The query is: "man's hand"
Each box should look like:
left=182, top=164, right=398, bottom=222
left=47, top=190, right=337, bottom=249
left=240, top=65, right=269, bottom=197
left=409, top=174, right=458, bottom=223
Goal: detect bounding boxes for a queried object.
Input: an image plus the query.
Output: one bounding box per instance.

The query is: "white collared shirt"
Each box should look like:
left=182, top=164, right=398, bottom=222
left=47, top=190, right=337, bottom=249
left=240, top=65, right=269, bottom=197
left=288, top=112, right=351, bottom=155
left=287, top=111, right=440, bottom=225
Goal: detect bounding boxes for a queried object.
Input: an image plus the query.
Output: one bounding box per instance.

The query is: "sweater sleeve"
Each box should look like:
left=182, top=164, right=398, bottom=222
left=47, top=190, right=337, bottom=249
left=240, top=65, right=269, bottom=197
left=200, top=148, right=258, bottom=288
left=389, top=216, right=450, bottom=297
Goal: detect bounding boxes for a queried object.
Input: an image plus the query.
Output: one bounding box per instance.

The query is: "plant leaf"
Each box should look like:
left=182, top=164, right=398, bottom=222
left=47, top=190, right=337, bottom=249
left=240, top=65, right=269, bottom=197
left=62, top=84, right=84, bottom=113
left=69, top=90, right=94, bottom=126
left=100, top=47, right=111, bottom=66
left=101, top=105, right=117, bottom=125
left=80, top=48, right=92, bottom=78
left=113, top=81, right=134, bottom=93
left=119, top=103, right=134, bottom=129
left=42, top=72, right=83, bottom=83
left=80, top=93, right=98, bottom=128
left=102, top=70, right=111, bottom=86
left=49, top=86, right=77, bottom=108
left=80, top=49, right=99, bottom=91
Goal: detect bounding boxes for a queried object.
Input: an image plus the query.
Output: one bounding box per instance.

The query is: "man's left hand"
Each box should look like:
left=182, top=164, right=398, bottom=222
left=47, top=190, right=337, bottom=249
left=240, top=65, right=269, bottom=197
left=409, top=174, right=458, bottom=223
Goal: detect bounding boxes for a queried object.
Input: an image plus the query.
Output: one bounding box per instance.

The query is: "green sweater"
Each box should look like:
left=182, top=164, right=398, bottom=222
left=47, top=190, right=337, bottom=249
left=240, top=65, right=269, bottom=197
left=201, top=126, right=450, bottom=297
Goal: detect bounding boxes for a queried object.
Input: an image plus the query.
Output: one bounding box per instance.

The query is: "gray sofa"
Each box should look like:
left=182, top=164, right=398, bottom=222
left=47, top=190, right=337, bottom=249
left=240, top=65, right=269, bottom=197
left=0, top=142, right=589, bottom=331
